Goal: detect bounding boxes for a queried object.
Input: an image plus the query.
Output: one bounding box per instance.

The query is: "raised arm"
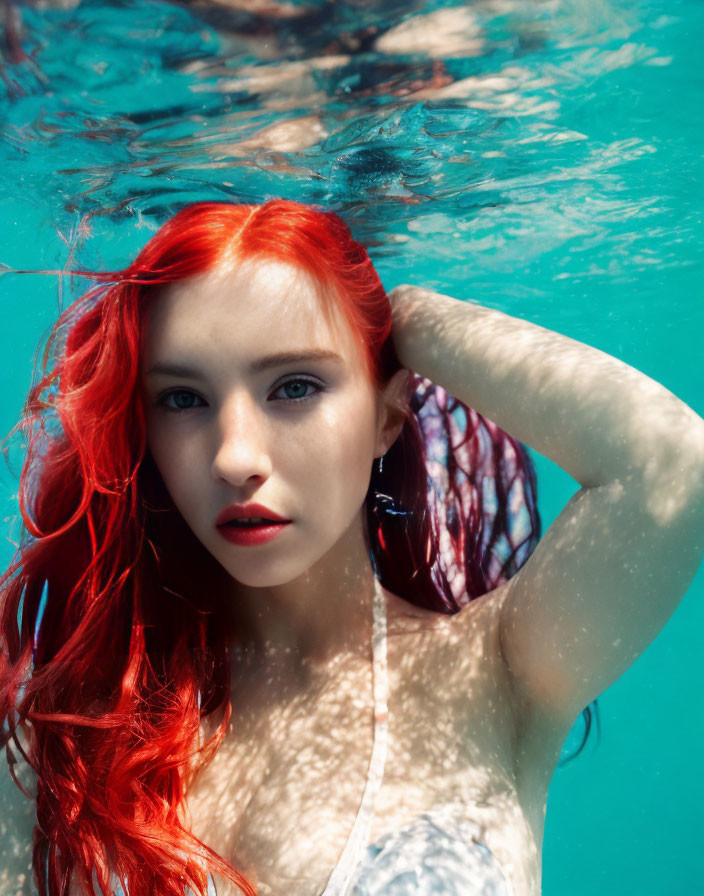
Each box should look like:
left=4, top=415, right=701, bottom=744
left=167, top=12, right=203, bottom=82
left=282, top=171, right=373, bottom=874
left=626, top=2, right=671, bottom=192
left=389, top=285, right=704, bottom=733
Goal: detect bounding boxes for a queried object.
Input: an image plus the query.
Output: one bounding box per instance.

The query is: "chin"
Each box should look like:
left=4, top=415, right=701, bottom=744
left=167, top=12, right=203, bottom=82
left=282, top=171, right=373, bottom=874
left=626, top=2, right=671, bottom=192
left=214, top=548, right=322, bottom=590
left=208, top=513, right=361, bottom=589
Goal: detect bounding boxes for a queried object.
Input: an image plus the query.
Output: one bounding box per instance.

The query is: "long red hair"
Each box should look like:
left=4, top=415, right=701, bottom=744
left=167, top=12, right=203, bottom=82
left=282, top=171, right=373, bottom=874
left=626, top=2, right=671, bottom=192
left=0, top=200, right=547, bottom=896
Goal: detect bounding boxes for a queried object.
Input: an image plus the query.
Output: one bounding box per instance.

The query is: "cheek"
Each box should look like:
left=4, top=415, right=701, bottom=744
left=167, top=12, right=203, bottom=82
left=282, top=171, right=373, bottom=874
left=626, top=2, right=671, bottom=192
left=303, top=405, right=376, bottom=513
left=147, top=428, right=201, bottom=515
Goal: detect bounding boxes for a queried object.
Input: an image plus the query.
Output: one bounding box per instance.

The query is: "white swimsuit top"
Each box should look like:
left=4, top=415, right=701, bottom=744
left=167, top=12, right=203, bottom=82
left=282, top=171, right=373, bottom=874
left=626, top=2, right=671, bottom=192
left=325, top=803, right=516, bottom=895
left=113, top=579, right=517, bottom=895
left=196, top=806, right=516, bottom=895
left=317, top=579, right=515, bottom=896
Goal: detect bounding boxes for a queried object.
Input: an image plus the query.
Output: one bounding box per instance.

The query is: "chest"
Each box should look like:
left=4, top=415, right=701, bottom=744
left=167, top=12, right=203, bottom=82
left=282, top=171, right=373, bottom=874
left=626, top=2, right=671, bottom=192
left=184, top=599, right=545, bottom=896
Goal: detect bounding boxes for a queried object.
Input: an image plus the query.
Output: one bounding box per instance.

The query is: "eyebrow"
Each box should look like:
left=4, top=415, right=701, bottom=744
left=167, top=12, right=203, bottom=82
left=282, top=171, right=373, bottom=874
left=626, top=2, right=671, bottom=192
left=145, top=349, right=344, bottom=378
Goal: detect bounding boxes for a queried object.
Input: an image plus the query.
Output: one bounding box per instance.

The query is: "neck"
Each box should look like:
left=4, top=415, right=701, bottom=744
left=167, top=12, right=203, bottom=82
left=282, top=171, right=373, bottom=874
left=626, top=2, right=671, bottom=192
left=222, top=509, right=380, bottom=680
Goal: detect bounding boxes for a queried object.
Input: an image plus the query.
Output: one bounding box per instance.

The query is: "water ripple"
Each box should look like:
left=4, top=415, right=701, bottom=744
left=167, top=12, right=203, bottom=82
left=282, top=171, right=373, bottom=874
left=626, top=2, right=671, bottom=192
left=0, top=0, right=701, bottom=314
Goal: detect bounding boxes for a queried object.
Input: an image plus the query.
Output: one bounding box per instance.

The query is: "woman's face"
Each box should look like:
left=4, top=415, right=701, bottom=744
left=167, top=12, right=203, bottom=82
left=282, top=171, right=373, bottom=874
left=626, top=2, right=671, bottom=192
left=140, top=256, right=406, bottom=589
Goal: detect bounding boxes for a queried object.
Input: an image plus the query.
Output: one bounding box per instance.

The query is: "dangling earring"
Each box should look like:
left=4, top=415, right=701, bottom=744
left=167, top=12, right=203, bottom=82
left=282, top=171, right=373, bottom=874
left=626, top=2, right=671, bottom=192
left=373, top=452, right=411, bottom=519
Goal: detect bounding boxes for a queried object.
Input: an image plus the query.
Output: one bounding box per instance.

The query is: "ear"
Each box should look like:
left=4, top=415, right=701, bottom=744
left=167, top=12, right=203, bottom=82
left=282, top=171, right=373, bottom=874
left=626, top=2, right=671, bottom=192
left=375, top=369, right=413, bottom=458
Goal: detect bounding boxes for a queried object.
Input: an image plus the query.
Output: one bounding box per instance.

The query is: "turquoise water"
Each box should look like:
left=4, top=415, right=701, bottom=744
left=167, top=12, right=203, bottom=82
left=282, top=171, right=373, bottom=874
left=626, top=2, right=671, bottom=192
left=1, top=1, right=702, bottom=893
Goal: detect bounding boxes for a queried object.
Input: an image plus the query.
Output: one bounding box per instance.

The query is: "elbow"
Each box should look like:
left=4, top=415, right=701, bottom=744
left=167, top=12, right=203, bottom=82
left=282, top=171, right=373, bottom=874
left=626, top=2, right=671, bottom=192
left=642, top=420, right=704, bottom=525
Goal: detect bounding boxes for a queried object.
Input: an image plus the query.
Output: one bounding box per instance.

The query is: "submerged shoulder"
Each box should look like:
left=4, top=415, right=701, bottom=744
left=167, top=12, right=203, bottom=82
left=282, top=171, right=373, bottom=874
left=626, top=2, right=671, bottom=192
left=385, top=582, right=570, bottom=788
left=384, top=580, right=510, bottom=668
left=440, top=580, right=512, bottom=666
left=0, top=750, right=37, bottom=896
left=449, top=583, right=579, bottom=784
left=387, top=581, right=514, bottom=713
left=424, top=584, right=562, bottom=752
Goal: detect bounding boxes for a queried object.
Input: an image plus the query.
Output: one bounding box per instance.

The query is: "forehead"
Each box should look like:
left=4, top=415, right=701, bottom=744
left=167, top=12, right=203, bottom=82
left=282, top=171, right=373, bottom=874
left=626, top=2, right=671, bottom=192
left=142, top=257, right=362, bottom=368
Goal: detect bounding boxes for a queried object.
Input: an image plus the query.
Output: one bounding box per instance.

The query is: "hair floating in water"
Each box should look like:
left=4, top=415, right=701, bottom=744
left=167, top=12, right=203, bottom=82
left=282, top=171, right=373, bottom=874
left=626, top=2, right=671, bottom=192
left=0, top=199, right=595, bottom=896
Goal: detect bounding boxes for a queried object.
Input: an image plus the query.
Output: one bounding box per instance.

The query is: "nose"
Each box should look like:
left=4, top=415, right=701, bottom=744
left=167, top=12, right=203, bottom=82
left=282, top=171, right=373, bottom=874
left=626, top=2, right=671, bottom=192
left=210, top=391, right=273, bottom=486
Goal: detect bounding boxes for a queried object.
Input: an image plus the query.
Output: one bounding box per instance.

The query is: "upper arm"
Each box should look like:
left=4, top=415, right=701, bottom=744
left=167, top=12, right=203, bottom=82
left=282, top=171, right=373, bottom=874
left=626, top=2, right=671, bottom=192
left=498, top=450, right=704, bottom=735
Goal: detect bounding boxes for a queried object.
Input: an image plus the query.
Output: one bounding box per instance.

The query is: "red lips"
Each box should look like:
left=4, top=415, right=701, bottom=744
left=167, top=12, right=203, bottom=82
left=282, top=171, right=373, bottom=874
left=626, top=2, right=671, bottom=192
left=215, top=502, right=290, bottom=527
left=217, top=520, right=291, bottom=547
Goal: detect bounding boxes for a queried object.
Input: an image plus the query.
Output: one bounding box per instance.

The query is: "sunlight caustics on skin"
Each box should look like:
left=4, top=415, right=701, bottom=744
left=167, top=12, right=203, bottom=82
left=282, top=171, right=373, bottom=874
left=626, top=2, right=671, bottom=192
left=1, top=2, right=703, bottom=895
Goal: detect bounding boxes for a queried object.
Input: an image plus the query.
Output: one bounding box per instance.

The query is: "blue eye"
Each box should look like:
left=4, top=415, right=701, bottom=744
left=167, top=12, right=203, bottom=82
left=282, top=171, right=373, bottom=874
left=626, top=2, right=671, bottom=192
left=158, top=390, right=205, bottom=413
left=155, top=378, right=323, bottom=413
left=271, top=377, right=323, bottom=404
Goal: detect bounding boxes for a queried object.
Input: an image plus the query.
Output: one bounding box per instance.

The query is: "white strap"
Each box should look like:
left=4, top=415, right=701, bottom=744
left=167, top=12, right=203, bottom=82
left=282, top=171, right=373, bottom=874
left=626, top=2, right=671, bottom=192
left=320, top=578, right=388, bottom=896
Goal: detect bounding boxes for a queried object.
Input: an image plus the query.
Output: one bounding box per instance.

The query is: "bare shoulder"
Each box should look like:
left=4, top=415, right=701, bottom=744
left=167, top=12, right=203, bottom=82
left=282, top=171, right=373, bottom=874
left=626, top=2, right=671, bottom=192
left=0, top=748, right=37, bottom=896
left=443, top=583, right=574, bottom=782
left=385, top=581, right=511, bottom=694
left=386, top=582, right=519, bottom=743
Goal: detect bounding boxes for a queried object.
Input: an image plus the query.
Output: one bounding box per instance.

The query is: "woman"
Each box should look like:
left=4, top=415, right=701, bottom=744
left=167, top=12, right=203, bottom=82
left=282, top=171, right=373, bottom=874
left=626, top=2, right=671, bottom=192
left=1, top=199, right=702, bottom=896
